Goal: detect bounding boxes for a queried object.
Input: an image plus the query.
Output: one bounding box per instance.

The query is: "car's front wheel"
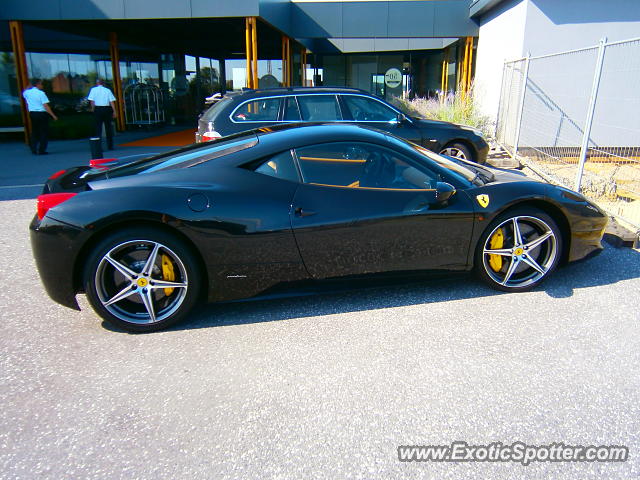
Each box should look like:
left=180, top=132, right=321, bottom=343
left=475, top=208, right=562, bottom=292
left=84, top=227, right=201, bottom=332
left=440, top=142, right=475, bottom=163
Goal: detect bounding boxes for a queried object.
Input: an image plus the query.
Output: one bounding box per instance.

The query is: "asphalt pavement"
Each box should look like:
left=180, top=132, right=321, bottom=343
left=0, top=130, right=175, bottom=201
left=1, top=135, right=639, bottom=479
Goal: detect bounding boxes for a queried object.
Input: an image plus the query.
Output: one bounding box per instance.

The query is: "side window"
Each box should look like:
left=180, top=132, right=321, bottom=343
left=297, top=95, right=342, bottom=121
left=283, top=97, right=301, bottom=121
left=295, top=142, right=437, bottom=190
left=253, top=150, right=299, bottom=182
left=342, top=95, right=397, bottom=122
left=233, top=98, right=281, bottom=122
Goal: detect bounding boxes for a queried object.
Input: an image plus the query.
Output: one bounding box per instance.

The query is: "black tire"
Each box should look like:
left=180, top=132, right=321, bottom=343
left=440, top=142, right=479, bottom=164
left=475, top=208, right=562, bottom=292
left=84, top=227, right=201, bottom=332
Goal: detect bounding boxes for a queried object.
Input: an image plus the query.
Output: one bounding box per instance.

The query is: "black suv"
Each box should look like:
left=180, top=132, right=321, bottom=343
left=196, top=87, right=489, bottom=164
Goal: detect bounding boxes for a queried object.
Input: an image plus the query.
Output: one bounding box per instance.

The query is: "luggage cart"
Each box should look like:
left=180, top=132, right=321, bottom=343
left=124, top=83, right=165, bottom=127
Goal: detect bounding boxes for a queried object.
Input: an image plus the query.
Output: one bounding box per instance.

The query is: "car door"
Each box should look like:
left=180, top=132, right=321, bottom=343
left=289, top=141, right=475, bottom=279
left=339, top=94, right=423, bottom=145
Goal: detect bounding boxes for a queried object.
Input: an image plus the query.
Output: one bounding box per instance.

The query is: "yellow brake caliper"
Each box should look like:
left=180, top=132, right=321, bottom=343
left=489, top=228, right=504, bottom=272
left=161, top=254, right=175, bottom=296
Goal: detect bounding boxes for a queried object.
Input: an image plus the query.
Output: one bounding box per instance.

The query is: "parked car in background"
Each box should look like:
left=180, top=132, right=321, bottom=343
left=196, top=87, right=489, bottom=164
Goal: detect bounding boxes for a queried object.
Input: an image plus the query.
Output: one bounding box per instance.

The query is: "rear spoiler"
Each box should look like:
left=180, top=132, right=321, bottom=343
left=43, top=157, right=134, bottom=194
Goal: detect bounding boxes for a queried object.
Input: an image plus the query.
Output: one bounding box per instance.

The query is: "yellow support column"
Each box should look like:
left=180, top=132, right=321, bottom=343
left=251, top=17, right=258, bottom=89
left=109, top=32, right=125, bottom=131
left=466, top=37, right=474, bottom=92
left=246, top=18, right=252, bottom=88
left=300, top=48, right=307, bottom=86
left=458, top=37, right=474, bottom=95
left=9, top=20, right=30, bottom=144
left=441, top=46, right=450, bottom=99
left=281, top=35, right=291, bottom=87
left=245, top=17, right=259, bottom=89
left=286, top=37, right=291, bottom=86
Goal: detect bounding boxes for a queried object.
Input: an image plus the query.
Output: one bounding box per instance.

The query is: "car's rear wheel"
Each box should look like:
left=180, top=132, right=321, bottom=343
left=84, top=227, right=201, bottom=332
left=440, top=142, right=476, bottom=163
left=475, top=208, right=562, bottom=292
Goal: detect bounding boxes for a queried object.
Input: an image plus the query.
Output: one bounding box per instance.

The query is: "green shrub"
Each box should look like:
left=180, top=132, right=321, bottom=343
left=392, top=87, right=494, bottom=139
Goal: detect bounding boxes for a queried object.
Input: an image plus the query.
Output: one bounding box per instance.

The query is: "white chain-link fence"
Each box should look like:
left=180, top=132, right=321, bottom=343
left=496, top=37, right=640, bottom=230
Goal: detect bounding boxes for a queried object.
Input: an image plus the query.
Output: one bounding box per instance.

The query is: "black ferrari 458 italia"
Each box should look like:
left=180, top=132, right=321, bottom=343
left=31, top=124, right=607, bottom=332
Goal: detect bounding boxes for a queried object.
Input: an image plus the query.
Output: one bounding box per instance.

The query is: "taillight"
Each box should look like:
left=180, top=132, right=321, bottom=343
left=202, top=131, right=222, bottom=142
left=90, top=158, right=117, bottom=168
left=37, top=193, right=77, bottom=220
left=49, top=169, right=66, bottom=180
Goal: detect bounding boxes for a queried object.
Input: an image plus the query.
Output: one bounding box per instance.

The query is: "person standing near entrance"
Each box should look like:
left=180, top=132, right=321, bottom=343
left=23, top=79, right=58, bottom=155
left=88, top=79, right=117, bottom=150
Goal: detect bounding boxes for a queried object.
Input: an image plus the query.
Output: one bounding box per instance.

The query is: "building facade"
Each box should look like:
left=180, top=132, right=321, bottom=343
left=472, top=0, right=640, bottom=122
left=0, top=0, right=479, bottom=141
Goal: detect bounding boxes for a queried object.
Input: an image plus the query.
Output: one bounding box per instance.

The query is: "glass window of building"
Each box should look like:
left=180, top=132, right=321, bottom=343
left=0, top=52, right=21, bottom=129
left=25, top=52, right=118, bottom=138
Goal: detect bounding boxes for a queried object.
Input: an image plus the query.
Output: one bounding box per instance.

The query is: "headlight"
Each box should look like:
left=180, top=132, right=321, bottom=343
left=558, top=186, right=606, bottom=215
left=558, top=186, right=586, bottom=202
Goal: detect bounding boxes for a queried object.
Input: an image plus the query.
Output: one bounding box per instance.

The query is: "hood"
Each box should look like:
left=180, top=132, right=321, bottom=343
left=488, top=167, right=536, bottom=184
left=412, top=117, right=460, bottom=128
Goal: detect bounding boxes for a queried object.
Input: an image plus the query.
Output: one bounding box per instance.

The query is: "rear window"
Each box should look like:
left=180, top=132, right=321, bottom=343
left=201, top=96, right=233, bottom=123
left=101, top=131, right=258, bottom=178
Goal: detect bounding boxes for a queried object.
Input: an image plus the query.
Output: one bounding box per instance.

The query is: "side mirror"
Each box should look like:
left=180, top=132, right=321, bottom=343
left=390, top=113, right=408, bottom=125
left=435, top=181, right=456, bottom=204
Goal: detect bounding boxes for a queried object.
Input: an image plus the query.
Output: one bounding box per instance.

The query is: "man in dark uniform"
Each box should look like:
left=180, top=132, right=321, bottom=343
left=88, top=79, right=117, bottom=150
left=22, top=79, right=58, bottom=155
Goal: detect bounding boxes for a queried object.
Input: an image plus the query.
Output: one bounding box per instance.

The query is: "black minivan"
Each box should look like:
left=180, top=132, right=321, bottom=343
left=196, top=87, right=489, bottom=164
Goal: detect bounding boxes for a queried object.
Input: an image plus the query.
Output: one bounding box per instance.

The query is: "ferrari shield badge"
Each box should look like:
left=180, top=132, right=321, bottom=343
left=476, top=194, right=490, bottom=208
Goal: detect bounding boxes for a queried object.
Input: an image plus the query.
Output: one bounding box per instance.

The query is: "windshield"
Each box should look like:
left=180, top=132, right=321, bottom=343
left=411, top=144, right=478, bottom=183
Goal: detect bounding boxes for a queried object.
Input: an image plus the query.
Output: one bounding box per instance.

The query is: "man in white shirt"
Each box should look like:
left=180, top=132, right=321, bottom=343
left=87, top=79, right=117, bottom=150
left=22, top=79, right=58, bottom=155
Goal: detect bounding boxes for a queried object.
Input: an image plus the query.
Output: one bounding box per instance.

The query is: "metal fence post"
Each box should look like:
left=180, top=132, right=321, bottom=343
left=512, top=53, right=530, bottom=157
left=494, top=62, right=508, bottom=141
left=575, top=37, right=607, bottom=191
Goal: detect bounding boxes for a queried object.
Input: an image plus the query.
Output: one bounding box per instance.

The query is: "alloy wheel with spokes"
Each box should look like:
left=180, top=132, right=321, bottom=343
left=439, top=142, right=474, bottom=162
left=85, top=228, right=201, bottom=332
left=476, top=209, right=562, bottom=291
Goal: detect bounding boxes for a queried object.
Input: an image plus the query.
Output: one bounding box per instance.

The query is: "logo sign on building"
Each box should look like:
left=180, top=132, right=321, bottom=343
left=384, top=68, right=402, bottom=89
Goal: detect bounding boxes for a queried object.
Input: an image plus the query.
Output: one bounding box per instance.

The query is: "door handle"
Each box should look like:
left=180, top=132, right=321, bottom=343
left=294, top=207, right=316, bottom=217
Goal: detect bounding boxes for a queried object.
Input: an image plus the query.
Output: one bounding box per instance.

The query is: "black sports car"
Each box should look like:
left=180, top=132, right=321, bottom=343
left=196, top=87, right=490, bottom=164
left=31, top=124, right=607, bottom=332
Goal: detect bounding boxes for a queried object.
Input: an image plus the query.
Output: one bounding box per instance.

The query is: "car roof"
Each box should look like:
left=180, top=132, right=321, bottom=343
left=253, top=122, right=387, bottom=140
left=232, top=122, right=394, bottom=160
left=225, top=86, right=370, bottom=100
